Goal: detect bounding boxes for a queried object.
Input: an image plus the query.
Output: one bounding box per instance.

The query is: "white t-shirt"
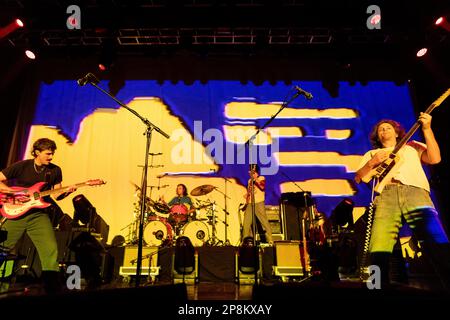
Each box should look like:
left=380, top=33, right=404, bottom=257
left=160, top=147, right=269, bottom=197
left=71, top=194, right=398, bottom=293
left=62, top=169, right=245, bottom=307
left=247, top=176, right=265, bottom=203
left=358, top=140, right=430, bottom=192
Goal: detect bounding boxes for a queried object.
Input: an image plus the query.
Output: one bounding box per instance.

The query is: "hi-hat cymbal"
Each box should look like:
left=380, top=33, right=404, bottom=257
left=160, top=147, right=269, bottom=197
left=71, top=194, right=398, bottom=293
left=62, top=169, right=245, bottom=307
left=190, top=185, right=215, bottom=196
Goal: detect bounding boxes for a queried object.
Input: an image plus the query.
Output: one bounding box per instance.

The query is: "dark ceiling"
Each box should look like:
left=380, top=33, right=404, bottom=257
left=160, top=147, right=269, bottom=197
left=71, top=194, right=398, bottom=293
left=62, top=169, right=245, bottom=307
left=1, top=0, right=449, bottom=61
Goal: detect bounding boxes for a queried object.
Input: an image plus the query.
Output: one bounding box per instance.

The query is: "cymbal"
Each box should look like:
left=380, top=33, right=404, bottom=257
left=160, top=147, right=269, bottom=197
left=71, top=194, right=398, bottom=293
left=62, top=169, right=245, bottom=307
left=190, top=185, right=215, bottom=196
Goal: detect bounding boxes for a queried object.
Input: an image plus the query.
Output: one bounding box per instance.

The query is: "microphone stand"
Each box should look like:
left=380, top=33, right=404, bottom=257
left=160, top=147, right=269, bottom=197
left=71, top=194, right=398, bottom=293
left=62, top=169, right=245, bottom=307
left=79, top=74, right=169, bottom=287
left=212, top=185, right=231, bottom=245
left=280, top=172, right=312, bottom=275
left=241, top=87, right=305, bottom=283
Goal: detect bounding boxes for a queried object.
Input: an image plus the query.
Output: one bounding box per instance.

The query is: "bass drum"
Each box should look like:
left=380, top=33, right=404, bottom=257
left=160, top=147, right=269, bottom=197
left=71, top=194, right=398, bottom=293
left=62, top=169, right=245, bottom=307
left=144, top=219, right=173, bottom=246
left=180, top=220, right=210, bottom=247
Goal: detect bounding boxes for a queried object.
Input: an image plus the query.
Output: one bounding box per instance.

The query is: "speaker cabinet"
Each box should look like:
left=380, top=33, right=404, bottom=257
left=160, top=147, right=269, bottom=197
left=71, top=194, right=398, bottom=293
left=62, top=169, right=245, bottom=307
left=280, top=192, right=313, bottom=241
left=273, top=241, right=304, bottom=280
left=280, top=203, right=307, bottom=241
left=265, top=205, right=283, bottom=240
left=119, top=246, right=159, bottom=278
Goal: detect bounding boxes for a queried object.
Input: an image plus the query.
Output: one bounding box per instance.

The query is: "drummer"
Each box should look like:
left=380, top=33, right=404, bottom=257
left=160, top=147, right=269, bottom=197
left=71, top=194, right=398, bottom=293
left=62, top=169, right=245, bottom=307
left=160, top=184, right=196, bottom=221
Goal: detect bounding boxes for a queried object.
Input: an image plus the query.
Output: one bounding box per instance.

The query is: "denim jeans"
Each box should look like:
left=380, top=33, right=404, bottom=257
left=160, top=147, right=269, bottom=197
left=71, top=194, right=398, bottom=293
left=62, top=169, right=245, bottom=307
left=369, top=184, right=450, bottom=290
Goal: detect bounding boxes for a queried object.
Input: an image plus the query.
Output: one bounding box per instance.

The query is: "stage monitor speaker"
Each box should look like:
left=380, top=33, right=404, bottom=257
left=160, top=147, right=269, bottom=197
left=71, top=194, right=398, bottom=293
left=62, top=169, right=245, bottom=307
left=273, top=241, right=304, bottom=279
left=119, top=246, right=159, bottom=278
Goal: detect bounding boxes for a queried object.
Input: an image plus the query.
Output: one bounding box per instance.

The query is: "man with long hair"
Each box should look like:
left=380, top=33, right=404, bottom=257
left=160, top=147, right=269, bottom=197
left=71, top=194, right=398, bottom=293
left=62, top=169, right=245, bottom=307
left=355, top=115, right=450, bottom=290
left=242, top=164, right=273, bottom=244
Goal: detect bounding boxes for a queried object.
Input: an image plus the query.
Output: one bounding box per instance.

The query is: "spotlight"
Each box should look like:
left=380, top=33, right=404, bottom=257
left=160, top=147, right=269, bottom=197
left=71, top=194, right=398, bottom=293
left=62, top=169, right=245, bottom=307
left=331, top=198, right=354, bottom=229
left=15, top=19, right=24, bottom=28
left=25, top=50, right=36, bottom=60
left=238, top=237, right=259, bottom=274
left=98, top=63, right=107, bottom=71
left=69, top=231, right=105, bottom=290
left=416, top=48, right=428, bottom=58
left=174, top=236, right=196, bottom=274
left=434, top=16, right=450, bottom=31
left=0, top=18, right=24, bottom=39
left=73, top=194, right=97, bottom=226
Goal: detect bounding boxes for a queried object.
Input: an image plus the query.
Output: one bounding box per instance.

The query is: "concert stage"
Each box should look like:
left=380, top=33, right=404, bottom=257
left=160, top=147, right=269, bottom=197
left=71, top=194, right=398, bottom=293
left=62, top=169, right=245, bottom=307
left=1, top=280, right=449, bottom=318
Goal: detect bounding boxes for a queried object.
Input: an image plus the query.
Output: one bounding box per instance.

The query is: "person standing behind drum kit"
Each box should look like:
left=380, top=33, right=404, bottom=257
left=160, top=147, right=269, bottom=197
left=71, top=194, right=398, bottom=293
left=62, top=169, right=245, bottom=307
left=160, top=184, right=196, bottom=227
left=243, top=164, right=273, bottom=244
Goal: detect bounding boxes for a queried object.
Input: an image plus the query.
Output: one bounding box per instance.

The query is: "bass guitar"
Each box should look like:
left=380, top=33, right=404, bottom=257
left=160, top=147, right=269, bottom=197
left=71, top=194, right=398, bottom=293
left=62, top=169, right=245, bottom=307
left=0, top=179, right=105, bottom=219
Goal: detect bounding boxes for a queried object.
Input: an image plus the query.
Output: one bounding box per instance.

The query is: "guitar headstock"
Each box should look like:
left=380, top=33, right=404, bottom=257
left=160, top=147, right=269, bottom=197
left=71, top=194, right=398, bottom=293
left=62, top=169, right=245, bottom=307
left=86, top=179, right=106, bottom=186
left=429, top=88, right=450, bottom=113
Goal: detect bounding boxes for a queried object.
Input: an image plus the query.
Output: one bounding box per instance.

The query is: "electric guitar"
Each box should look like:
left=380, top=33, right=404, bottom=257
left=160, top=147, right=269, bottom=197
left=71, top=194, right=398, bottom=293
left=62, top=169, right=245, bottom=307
left=239, top=178, right=263, bottom=212
left=360, top=88, right=450, bottom=193
left=0, top=179, right=106, bottom=219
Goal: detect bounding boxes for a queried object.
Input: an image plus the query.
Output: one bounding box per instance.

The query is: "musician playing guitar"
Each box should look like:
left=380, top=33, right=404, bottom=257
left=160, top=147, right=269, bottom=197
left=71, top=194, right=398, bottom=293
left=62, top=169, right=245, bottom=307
left=355, top=114, right=450, bottom=290
left=0, top=138, right=76, bottom=294
left=242, top=164, right=273, bottom=245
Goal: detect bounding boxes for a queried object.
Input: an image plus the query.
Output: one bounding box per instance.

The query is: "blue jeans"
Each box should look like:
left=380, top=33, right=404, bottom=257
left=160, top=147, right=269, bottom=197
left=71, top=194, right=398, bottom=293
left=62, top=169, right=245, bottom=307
left=369, top=184, right=450, bottom=290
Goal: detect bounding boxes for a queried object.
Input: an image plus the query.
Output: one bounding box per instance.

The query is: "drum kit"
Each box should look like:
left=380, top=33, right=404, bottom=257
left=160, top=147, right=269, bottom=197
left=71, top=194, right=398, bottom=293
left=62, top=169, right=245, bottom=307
left=126, top=183, right=226, bottom=247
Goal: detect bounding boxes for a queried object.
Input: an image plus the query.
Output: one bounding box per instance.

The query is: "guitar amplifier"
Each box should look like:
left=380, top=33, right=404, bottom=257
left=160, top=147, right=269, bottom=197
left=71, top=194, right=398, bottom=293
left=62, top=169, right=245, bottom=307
left=118, top=246, right=160, bottom=277
left=280, top=192, right=313, bottom=241
left=273, top=241, right=304, bottom=278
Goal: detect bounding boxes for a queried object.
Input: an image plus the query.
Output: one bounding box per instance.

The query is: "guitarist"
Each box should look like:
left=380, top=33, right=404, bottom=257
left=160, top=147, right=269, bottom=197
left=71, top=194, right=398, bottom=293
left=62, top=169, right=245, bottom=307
left=355, top=115, right=450, bottom=290
left=242, top=164, right=273, bottom=245
left=0, top=138, right=76, bottom=294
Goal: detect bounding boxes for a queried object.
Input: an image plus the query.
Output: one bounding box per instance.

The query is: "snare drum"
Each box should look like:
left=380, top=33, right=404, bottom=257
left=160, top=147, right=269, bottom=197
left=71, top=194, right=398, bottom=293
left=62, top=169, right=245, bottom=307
left=180, top=220, right=210, bottom=247
left=143, top=219, right=174, bottom=246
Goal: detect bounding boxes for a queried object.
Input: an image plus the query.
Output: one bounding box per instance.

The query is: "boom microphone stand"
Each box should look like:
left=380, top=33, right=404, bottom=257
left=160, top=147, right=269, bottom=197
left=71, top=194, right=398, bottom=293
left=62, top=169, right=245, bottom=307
left=77, top=73, right=170, bottom=287
left=242, top=86, right=312, bottom=282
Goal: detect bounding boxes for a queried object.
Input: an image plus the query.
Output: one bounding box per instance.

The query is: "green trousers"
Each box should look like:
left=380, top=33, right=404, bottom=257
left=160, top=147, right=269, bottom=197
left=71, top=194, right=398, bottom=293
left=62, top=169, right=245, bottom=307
left=2, top=212, right=59, bottom=272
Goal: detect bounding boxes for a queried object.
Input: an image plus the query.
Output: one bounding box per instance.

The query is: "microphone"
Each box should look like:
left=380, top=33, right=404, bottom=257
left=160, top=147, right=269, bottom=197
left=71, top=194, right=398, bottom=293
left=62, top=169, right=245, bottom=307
left=77, top=73, right=99, bottom=86
left=294, top=86, right=313, bottom=100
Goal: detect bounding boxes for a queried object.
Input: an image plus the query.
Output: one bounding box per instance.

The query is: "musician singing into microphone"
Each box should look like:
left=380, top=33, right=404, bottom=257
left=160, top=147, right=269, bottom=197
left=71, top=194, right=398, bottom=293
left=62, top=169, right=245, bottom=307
left=355, top=115, right=450, bottom=290
left=242, top=164, right=273, bottom=244
left=0, top=138, right=76, bottom=294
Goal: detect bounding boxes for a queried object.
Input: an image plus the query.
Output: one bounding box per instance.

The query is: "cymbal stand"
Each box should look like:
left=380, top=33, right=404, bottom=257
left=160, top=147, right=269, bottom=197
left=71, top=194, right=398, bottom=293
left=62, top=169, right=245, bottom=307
left=146, top=153, right=163, bottom=201
left=207, top=202, right=223, bottom=246
left=121, top=221, right=138, bottom=244
left=213, top=184, right=232, bottom=246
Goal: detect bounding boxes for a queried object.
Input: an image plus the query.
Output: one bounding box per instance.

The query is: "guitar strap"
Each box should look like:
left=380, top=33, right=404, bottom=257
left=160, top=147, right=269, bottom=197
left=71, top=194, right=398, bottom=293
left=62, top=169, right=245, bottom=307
left=359, top=178, right=378, bottom=280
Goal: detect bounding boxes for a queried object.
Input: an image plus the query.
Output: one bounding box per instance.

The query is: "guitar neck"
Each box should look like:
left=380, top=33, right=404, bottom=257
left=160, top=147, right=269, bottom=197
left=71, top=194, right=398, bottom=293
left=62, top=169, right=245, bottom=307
left=392, top=103, right=437, bottom=155
left=40, top=182, right=89, bottom=197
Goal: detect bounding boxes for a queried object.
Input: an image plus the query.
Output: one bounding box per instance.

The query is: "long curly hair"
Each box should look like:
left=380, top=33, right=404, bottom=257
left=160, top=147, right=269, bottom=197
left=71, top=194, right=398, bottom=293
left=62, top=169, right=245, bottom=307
left=369, top=119, right=406, bottom=149
left=177, top=184, right=188, bottom=196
